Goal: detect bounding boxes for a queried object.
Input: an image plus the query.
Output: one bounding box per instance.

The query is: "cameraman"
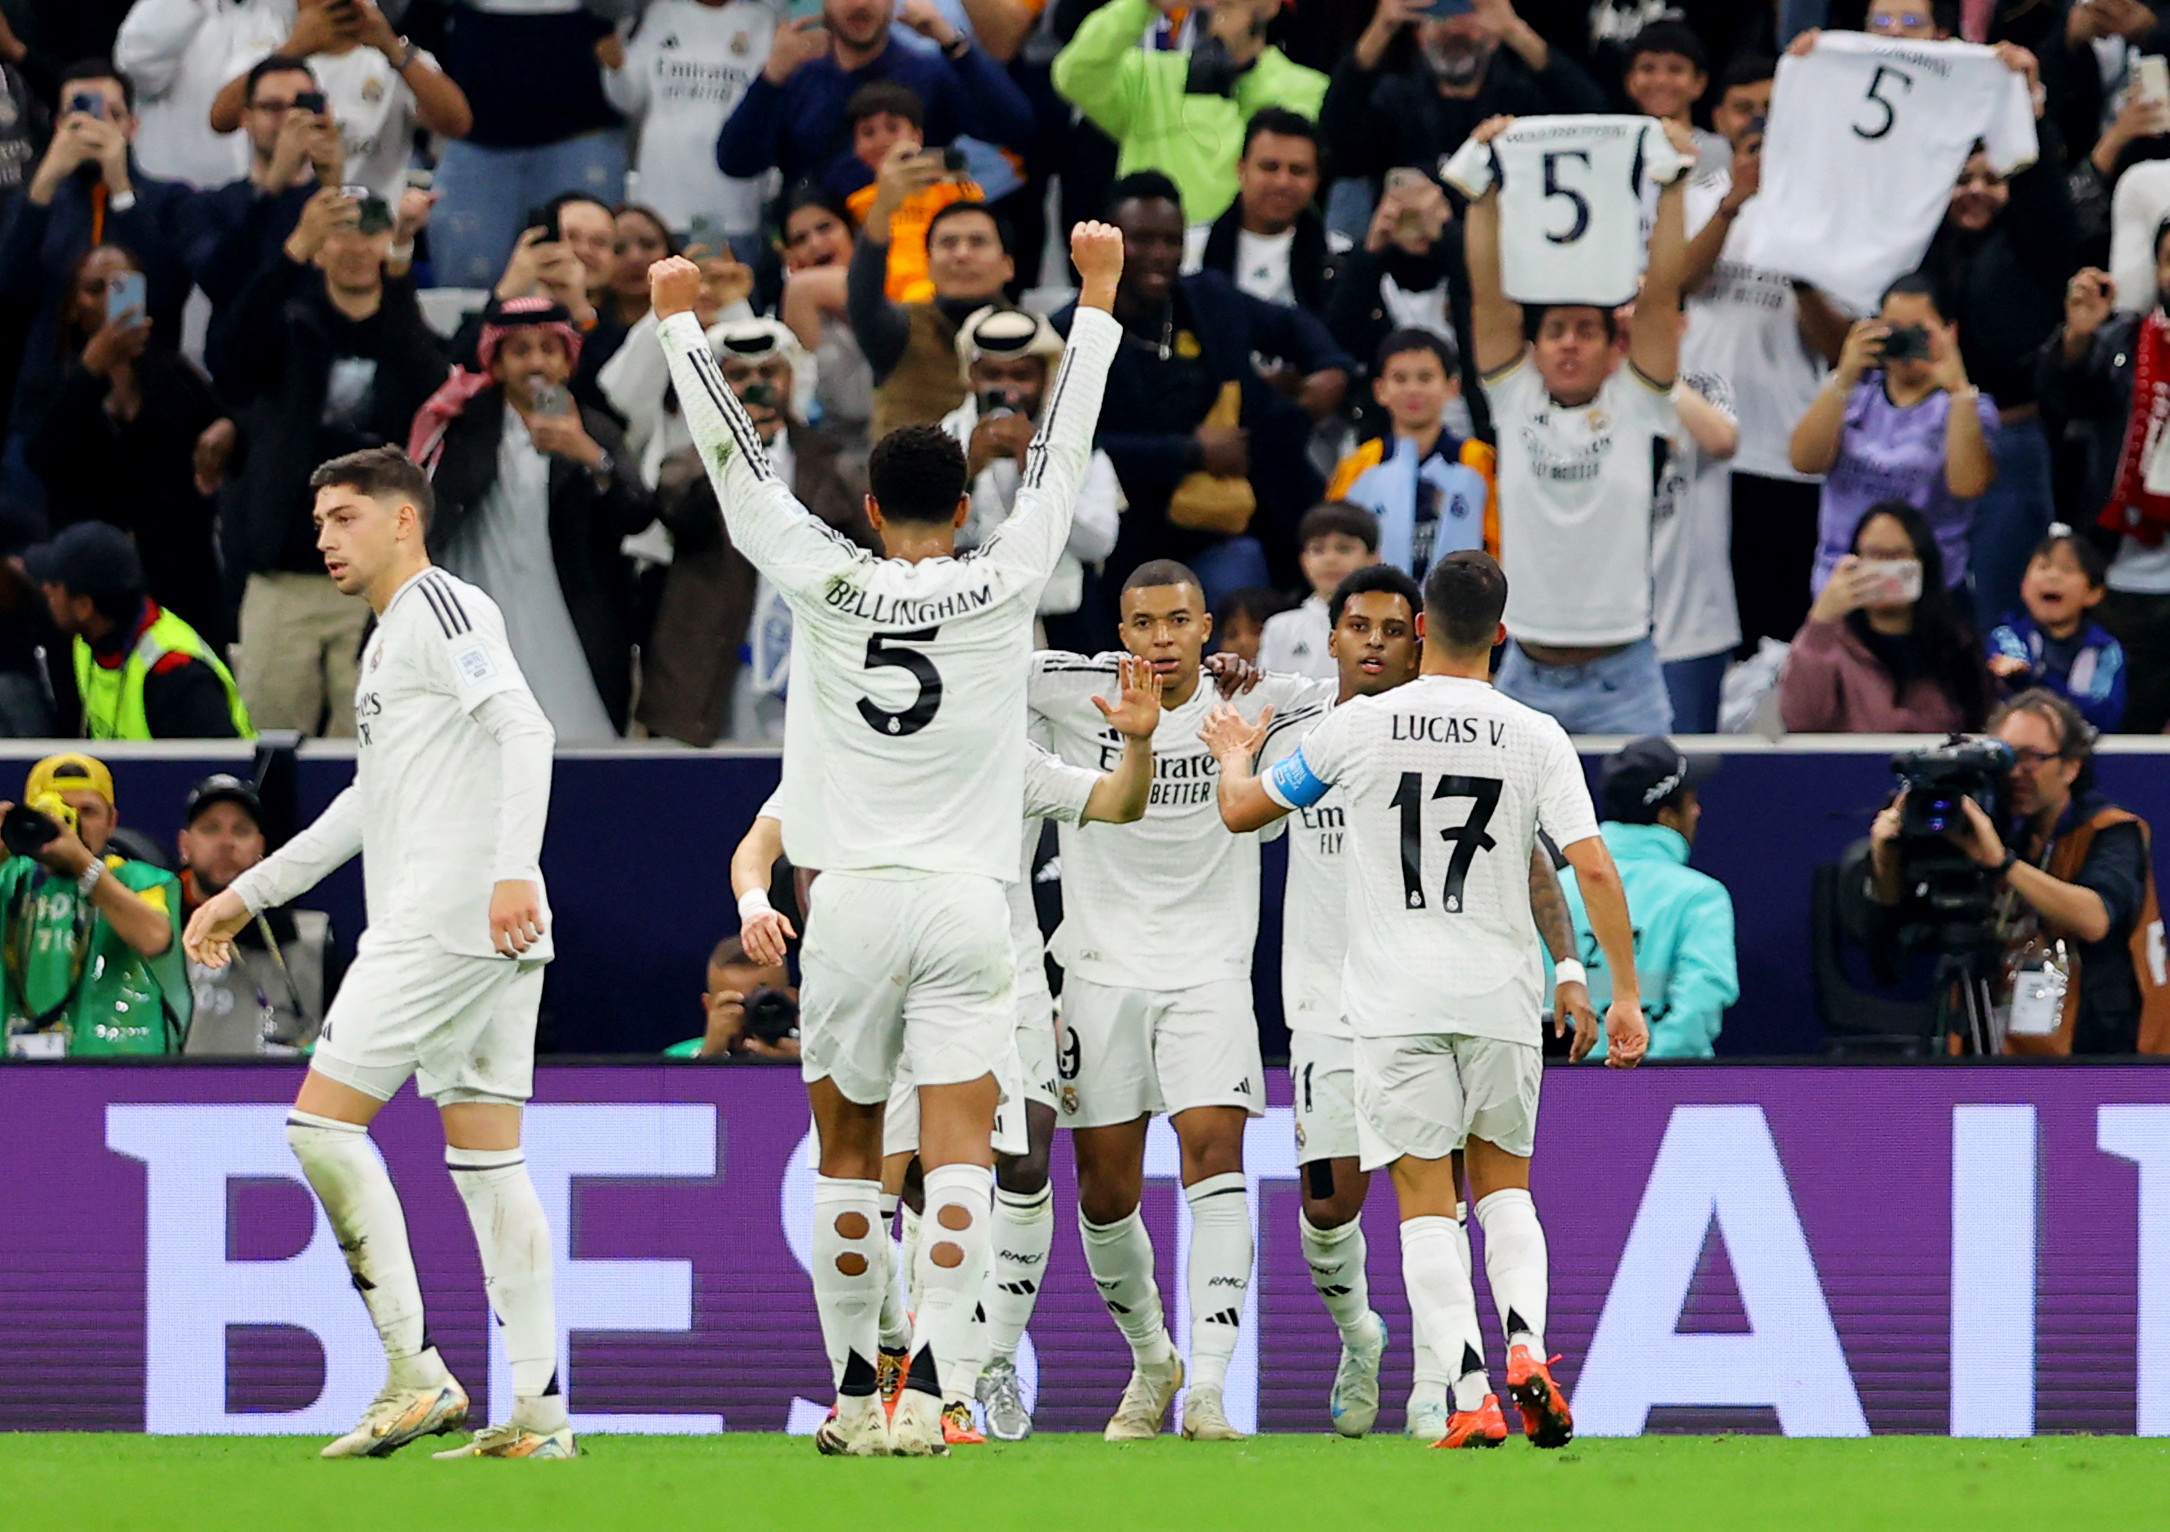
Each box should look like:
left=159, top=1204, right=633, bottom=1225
left=0, top=752, right=189, bottom=1056
left=1869, top=690, right=2163, bottom=1055
left=941, top=305, right=1119, bottom=648
left=666, top=934, right=800, bottom=1061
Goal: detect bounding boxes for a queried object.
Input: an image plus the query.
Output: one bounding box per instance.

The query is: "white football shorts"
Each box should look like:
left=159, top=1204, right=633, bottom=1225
left=1353, top=1032, right=1542, bottom=1172
left=1056, top=975, right=1263, bottom=1129
left=309, top=937, right=544, bottom=1105
left=1288, top=1028, right=1359, bottom=1166
left=798, top=870, right=1014, bottom=1109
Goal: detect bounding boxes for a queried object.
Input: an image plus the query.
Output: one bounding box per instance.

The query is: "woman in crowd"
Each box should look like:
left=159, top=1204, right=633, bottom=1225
left=1780, top=500, right=1994, bottom=734
left=1791, top=273, right=2000, bottom=602
left=606, top=204, right=677, bottom=332
left=26, top=244, right=231, bottom=649
left=776, top=181, right=872, bottom=478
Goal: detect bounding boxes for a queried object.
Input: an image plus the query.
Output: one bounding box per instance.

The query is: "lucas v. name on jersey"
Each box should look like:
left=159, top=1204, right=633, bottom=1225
left=1391, top=712, right=1514, bottom=747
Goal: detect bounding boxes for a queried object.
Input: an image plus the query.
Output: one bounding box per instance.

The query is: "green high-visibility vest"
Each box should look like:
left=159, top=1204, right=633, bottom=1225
left=72, top=607, right=254, bottom=740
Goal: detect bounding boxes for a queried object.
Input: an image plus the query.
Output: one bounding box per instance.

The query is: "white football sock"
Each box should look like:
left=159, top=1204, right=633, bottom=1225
left=1402, top=1214, right=1489, bottom=1412
left=899, top=1204, right=925, bottom=1313
left=984, top=1184, right=1053, bottom=1362
left=1475, top=1188, right=1549, bottom=1356
left=1079, top=1208, right=1173, bottom=1366
left=877, top=1195, right=911, bottom=1353
left=286, top=1112, right=443, bottom=1387
left=446, top=1145, right=566, bottom=1432
left=811, top=1176, right=885, bottom=1397
left=1408, top=1206, right=1472, bottom=1411
left=1298, top=1211, right=1371, bottom=1345
left=1183, top=1172, right=1252, bottom=1395
left=909, top=1163, right=995, bottom=1404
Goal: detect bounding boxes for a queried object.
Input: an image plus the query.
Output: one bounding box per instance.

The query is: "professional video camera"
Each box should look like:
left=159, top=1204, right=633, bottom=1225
left=1885, top=735, right=2017, bottom=1052
left=1887, top=734, right=2014, bottom=938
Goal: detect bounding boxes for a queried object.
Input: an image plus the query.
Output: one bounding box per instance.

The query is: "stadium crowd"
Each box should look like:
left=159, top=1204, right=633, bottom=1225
left=0, top=0, right=2157, bottom=746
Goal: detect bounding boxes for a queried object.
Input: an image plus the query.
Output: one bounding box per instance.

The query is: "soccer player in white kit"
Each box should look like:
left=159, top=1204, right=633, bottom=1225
left=1028, top=562, right=1325, bottom=1442
left=184, top=447, right=571, bottom=1461
left=648, top=227, right=1123, bottom=1458
left=1206, top=551, right=1648, bottom=1451
left=1258, top=565, right=1599, bottom=1442
left=727, top=657, right=1163, bottom=1443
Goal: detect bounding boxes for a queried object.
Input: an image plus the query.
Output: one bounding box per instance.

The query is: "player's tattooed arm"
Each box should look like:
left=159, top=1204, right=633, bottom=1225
left=1530, top=846, right=1599, bottom=1062
left=1083, top=656, right=1161, bottom=825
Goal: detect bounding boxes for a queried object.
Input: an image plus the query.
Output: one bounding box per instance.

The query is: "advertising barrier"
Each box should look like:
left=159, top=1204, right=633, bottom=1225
left=7, top=1064, right=2170, bottom=1437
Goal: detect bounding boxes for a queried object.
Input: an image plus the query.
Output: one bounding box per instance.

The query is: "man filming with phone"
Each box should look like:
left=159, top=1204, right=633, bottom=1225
left=3, top=61, right=192, bottom=452
left=407, top=296, right=652, bottom=743
left=0, top=752, right=190, bottom=1059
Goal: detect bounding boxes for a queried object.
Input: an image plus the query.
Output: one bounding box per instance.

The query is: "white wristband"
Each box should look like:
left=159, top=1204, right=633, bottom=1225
left=737, top=887, right=773, bottom=922
left=1552, top=959, right=1587, bottom=989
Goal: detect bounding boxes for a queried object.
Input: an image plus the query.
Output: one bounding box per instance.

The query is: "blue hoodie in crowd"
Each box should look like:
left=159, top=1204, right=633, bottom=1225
left=1985, top=611, right=2126, bottom=734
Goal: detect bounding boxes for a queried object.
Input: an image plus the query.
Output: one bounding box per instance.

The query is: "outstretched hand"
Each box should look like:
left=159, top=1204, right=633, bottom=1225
left=1092, top=655, right=1164, bottom=739
left=1198, top=701, right=1271, bottom=764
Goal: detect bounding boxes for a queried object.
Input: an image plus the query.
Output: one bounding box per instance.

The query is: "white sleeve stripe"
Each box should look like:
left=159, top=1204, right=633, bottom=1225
left=683, top=336, right=779, bottom=485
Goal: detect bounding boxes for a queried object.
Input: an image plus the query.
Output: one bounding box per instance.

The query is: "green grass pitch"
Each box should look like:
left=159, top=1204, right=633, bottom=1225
left=6, top=1434, right=2167, bottom=1531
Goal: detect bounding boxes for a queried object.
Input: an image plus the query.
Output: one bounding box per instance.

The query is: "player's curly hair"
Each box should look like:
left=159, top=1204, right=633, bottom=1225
left=867, top=424, right=968, bottom=526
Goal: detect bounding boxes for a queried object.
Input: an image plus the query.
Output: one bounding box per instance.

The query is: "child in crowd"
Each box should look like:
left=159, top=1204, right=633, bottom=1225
left=1257, top=503, right=1379, bottom=681
left=1214, top=588, right=1286, bottom=667
left=841, top=82, right=982, bottom=304
left=1326, top=329, right=1496, bottom=581
left=1986, top=527, right=2127, bottom=733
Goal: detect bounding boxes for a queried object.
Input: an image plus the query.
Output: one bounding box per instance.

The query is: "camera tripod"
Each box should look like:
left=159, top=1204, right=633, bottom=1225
left=1929, top=946, right=2003, bottom=1055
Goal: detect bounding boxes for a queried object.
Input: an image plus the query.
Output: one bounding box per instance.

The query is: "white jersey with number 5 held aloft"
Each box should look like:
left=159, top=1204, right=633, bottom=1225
left=1741, top=32, right=2037, bottom=316
left=1442, top=115, right=1691, bottom=307
left=1262, top=675, right=1600, bottom=1043
left=655, top=305, right=1121, bottom=882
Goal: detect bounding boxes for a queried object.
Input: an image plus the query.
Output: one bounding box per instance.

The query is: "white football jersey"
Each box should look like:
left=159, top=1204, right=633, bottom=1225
left=1256, top=678, right=1348, bottom=1039
left=1651, top=372, right=1741, bottom=664
left=659, top=307, right=1119, bottom=882
left=1740, top=33, right=2037, bottom=315
left=232, top=569, right=554, bottom=962
left=1262, top=675, right=1599, bottom=1042
left=1030, top=655, right=1326, bottom=991
left=1015, top=738, right=1099, bottom=986
left=1481, top=357, right=1677, bottom=648
left=1443, top=114, right=1689, bottom=307
left=1682, top=173, right=1830, bottom=481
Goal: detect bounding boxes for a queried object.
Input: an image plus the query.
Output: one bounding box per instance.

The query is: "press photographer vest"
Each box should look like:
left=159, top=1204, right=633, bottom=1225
left=2006, top=807, right=2170, bottom=1056
left=0, top=855, right=190, bottom=1054
left=72, top=608, right=252, bottom=741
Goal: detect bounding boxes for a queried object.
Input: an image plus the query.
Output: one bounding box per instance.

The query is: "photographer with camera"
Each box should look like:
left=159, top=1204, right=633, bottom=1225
left=0, top=753, right=190, bottom=1057
left=1791, top=273, right=2000, bottom=598
left=1869, top=690, right=2169, bottom=1055
left=667, top=934, right=801, bottom=1060
left=941, top=305, right=1119, bottom=647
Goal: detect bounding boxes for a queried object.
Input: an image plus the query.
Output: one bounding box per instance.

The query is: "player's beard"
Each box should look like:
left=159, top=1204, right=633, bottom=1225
left=1424, top=36, right=1493, bottom=90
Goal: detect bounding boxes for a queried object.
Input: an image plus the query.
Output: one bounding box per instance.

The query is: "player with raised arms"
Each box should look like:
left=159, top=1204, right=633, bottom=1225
left=184, top=446, right=570, bottom=1461
left=1253, top=564, right=1600, bottom=1441
left=1204, top=550, right=1647, bottom=1450
left=648, top=222, right=1123, bottom=1457
left=729, top=656, right=1164, bottom=1442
